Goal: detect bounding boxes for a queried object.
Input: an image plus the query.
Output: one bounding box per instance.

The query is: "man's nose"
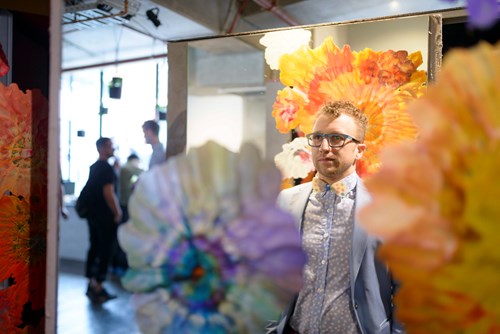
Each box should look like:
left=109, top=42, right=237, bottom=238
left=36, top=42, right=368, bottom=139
left=319, top=137, right=330, bottom=151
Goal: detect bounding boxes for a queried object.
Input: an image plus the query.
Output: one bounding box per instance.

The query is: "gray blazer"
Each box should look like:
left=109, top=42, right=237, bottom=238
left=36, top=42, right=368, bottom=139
left=269, top=177, right=404, bottom=334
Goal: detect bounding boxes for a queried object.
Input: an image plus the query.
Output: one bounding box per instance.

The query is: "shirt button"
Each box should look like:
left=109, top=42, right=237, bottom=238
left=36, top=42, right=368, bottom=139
left=323, top=232, right=328, bottom=238
left=321, top=260, right=326, bottom=264
left=354, top=303, right=358, bottom=309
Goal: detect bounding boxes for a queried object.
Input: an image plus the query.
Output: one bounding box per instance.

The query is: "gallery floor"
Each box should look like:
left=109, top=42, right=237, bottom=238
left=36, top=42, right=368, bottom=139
left=57, top=259, right=140, bottom=334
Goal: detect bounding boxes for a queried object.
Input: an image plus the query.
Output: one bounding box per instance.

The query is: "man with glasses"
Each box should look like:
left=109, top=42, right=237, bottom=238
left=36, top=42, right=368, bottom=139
left=269, top=101, right=403, bottom=334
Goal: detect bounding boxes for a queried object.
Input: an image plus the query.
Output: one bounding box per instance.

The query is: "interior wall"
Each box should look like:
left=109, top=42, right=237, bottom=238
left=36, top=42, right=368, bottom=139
left=313, top=15, right=430, bottom=71
left=347, top=15, right=430, bottom=71
left=187, top=94, right=245, bottom=152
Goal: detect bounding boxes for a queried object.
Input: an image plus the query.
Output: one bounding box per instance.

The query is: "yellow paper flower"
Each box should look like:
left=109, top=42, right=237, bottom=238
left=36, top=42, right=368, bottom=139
left=271, top=37, right=426, bottom=177
left=360, top=41, right=500, bottom=333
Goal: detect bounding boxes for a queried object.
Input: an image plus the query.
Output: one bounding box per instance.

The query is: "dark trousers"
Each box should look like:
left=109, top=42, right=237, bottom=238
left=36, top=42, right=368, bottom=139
left=110, top=205, right=129, bottom=270
left=85, top=216, right=117, bottom=283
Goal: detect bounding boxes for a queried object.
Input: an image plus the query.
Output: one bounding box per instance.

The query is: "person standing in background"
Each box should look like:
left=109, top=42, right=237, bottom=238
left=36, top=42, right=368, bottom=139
left=142, top=120, right=166, bottom=169
left=84, top=137, right=122, bottom=303
left=111, top=153, right=143, bottom=277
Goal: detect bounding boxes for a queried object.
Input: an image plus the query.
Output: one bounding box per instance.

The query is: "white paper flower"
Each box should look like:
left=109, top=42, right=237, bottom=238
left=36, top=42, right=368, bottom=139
left=274, top=137, right=314, bottom=179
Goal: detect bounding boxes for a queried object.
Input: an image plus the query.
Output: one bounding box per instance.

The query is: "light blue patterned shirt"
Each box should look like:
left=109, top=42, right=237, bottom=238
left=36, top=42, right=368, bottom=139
left=290, top=172, right=361, bottom=334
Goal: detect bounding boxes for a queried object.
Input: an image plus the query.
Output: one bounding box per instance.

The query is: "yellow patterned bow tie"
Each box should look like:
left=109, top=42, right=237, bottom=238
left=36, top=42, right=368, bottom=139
left=311, top=177, right=348, bottom=197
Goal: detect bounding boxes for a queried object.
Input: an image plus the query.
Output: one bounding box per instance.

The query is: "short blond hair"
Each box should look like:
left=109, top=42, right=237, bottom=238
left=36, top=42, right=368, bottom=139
left=316, top=100, right=367, bottom=141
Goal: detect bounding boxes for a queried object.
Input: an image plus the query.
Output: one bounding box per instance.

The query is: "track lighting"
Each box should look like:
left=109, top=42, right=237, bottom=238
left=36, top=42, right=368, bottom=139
left=146, top=7, right=161, bottom=28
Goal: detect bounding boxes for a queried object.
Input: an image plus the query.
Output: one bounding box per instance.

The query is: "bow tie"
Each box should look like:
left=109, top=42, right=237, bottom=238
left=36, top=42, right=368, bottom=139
left=312, top=177, right=349, bottom=197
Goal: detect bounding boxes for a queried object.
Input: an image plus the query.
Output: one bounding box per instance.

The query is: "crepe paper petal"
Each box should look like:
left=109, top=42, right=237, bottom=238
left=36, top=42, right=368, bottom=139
left=271, top=36, right=426, bottom=177
left=360, top=41, right=500, bottom=333
left=0, top=193, right=46, bottom=331
left=274, top=137, right=314, bottom=179
left=466, top=0, right=499, bottom=29
left=440, top=0, right=499, bottom=29
left=0, top=83, right=48, bottom=201
left=118, top=140, right=306, bottom=334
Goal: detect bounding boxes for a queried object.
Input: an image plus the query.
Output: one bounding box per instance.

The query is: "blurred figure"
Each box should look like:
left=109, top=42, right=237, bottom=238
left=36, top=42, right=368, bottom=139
left=142, top=120, right=166, bottom=169
left=83, top=137, right=122, bottom=303
left=111, top=153, right=143, bottom=277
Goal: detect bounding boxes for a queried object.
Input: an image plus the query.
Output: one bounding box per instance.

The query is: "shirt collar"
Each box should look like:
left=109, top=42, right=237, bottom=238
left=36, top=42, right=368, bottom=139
left=311, top=172, right=358, bottom=197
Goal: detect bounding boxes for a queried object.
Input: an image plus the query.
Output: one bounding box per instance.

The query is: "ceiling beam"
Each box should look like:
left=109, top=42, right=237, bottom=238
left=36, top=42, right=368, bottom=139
left=151, top=0, right=265, bottom=34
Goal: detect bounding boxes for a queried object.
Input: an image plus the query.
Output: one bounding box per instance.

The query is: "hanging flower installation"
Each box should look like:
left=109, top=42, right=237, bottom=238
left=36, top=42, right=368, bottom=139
left=359, top=41, right=500, bottom=333
left=118, top=141, right=306, bottom=334
left=271, top=36, right=427, bottom=177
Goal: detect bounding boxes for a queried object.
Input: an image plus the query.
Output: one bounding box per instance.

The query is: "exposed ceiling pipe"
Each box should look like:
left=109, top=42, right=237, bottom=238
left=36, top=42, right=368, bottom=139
left=251, top=0, right=300, bottom=26
left=63, top=0, right=129, bottom=25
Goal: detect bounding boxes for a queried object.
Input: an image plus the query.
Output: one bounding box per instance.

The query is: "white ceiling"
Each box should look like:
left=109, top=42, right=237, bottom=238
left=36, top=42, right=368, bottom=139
left=61, top=0, right=466, bottom=70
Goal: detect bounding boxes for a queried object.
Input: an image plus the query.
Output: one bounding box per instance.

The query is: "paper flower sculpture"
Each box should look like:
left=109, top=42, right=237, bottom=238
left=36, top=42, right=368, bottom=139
left=274, top=137, right=314, bottom=180
left=118, top=141, right=306, bottom=334
left=0, top=82, right=48, bottom=331
left=359, top=41, right=500, bottom=333
left=271, top=36, right=427, bottom=177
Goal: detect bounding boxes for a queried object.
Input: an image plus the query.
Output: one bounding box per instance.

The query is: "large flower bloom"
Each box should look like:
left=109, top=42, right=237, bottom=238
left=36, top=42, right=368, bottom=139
left=118, top=141, right=306, bottom=334
left=271, top=37, right=427, bottom=177
left=359, top=41, right=500, bottom=333
left=0, top=83, right=48, bottom=331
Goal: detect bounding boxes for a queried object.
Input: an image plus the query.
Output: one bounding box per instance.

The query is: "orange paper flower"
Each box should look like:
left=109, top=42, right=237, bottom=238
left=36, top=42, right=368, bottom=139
left=360, top=41, right=500, bottom=333
left=0, top=82, right=47, bottom=332
left=271, top=37, right=427, bottom=177
left=0, top=193, right=46, bottom=331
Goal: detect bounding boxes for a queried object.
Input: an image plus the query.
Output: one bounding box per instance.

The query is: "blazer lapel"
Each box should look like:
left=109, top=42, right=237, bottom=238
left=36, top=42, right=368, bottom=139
left=285, top=183, right=312, bottom=231
left=351, top=178, right=371, bottom=287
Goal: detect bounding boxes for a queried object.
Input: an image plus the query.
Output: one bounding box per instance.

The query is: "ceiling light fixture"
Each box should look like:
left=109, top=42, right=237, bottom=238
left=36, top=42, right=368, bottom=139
left=146, top=7, right=161, bottom=28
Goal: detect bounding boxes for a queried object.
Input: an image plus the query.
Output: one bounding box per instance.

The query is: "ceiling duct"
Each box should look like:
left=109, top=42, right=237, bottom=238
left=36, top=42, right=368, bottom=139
left=63, top=0, right=142, bottom=29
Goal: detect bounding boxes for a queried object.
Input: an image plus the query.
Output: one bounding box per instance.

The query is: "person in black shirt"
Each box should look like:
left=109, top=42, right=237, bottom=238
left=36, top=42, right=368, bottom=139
left=83, top=137, right=122, bottom=303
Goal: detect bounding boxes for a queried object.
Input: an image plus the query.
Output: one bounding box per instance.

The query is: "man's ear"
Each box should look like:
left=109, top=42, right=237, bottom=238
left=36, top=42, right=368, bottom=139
left=355, top=143, right=367, bottom=159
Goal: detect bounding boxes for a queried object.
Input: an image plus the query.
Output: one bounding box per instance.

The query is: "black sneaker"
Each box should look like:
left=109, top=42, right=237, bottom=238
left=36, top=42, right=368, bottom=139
left=85, top=286, right=99, bottom=303
left=96, top=288, right=117, bottom=303
left=86, top=286, right=117, bottom=303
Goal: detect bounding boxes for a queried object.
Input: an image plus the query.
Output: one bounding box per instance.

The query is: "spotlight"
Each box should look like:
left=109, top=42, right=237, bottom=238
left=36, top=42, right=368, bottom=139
left=146, top=7, right=161, bottom=28
left=109, top=77, right=123, bottom=99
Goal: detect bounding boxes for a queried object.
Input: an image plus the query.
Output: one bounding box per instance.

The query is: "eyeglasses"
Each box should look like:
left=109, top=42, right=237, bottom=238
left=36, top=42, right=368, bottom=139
left=306, top=133, right=360, bottom=148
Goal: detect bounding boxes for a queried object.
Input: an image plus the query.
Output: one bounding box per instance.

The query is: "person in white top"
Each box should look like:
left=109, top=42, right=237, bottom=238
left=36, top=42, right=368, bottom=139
left=142, top=119, right=166, bottom=169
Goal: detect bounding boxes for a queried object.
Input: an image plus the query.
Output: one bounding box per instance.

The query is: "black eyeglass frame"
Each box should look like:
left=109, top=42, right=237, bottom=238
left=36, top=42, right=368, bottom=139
left=305, top=133, right=360, bottom=148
